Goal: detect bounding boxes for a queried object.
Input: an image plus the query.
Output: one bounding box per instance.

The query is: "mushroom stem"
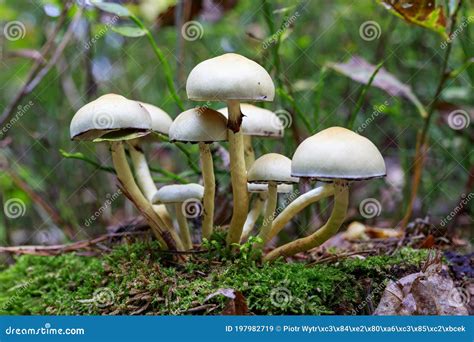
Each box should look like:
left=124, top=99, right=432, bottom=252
left=257, top=182, right=278, bottom=246
left=243, top=135, right=255, bottom=170
left=267, top=184, right=335, bottom=241
left=128, top=141, right=174, bottom=230
left=110, top=142, right=184, bottom=251
left=199, top=142, right=215, bottom=239
left=241, top=193, right=267, bottom=242
left=175, top=203, right=193, bottom=250
left=226, top=100, right=249, bottom=245
left=264, top=182, right=348, bottom=261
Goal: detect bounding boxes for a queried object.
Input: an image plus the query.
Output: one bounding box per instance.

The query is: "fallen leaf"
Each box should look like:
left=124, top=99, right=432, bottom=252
left=222, top=291, right=248, bottom=315
left=378, top=0, right=448, bottom=38
left=327, top=56, right=427, bottom=117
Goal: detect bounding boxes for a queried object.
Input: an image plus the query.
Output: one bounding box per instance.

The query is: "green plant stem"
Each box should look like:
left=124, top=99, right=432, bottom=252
left=129, top=14, right=184, bottom=111
left=347, top=62, right=383, bottom=130
left=401, top=0, right=462, bottom=227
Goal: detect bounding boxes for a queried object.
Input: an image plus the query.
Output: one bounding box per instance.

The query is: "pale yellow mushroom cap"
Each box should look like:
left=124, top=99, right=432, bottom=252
left=139, top=103, right=173, bottom=135
left=247, top=183, right=294, bottom=193
left=186, top=53, right=275, bottom=102
left=70, top=94, right=151, bottom=141
left=152, top=183, right=204, bottom=204
left=169, top=107, right=227, bottom=143
left=218, top=104, right=283, bottom=137
left=248, top=153, right=299, bottom=184
left=292, top=126, right=386, bottom=181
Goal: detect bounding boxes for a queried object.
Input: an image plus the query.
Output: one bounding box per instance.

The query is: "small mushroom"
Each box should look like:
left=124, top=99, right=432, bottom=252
left=69, top=94, right=183, bottom=250
left=264, top=127, right=386, bottom=261
left=241, top=183, right=293, bottom=242
left=218, top=104, right=284, bottom=169
left=168, top=107, right=227, bottom=240
left=127, top=102, right=174, bottom=228
left=152, top=184, right=204, bottom=250
left=186, top=53, right=275, bottom=245
left=247, top=153, right=299, bottom=247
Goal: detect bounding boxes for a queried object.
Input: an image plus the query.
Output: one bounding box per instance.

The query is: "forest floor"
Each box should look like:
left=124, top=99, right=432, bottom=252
left=0, top=227, right=471, bottom=315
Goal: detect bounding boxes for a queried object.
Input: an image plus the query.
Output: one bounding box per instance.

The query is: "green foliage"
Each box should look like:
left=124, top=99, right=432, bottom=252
left=0, top=242, right=429, bottom=315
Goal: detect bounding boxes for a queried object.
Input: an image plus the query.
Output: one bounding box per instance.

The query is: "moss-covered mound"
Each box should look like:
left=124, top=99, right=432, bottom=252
left=0, top=242, right=430, bottom=315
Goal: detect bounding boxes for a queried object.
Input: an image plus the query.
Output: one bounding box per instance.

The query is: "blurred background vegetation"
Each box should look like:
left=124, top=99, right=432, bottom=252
left=0, top=0, right=472, bottom=255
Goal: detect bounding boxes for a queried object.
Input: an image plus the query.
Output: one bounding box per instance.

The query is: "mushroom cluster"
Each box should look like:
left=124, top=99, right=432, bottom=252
left=69, top=53, right=386, bottom=261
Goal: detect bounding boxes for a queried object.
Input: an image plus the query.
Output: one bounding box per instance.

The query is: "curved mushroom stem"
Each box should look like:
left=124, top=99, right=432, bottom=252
left=267, top=184, right=335, bottom=241
left=241, top=193, right=267, bottom=242
left=110, top=142, right=184, bottom=251
left=243, top=135, right=255, bottom=170
left=226, top=100, right=249, bottom=245
left=257, top=182, right=278, bottom=247
left=264, top=182, right=349, bottom=262
left=128, top=141, right=174, bottom=230
left=175, top=203, right=193, bottom=250
left=199, top=142, right=215, bottom=239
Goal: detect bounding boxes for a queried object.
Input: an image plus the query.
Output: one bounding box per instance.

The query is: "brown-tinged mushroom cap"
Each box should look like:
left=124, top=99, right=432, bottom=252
left=152, top=184, right=204, bottom=204
left=291, top=126, right=386, bottom=181
left=169, top=107, right=227, bottom=143
left=248, top=153, right=299, bottom=184
left=218, top=104, right=283, bottom=137
left=186, top=53, right=275, bottom=102
left=247, top=183, right=293, bottom=193
left=70, top=94, right=151, bottom=141
left=140, top=103, right=173, bottom=135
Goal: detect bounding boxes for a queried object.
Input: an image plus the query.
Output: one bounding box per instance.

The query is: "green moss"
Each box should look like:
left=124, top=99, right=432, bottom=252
left=0, top=242, right=429, bottom=315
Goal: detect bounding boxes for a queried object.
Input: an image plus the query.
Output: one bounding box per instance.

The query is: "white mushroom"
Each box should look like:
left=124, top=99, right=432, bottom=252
left=247, top=153, right=298, bottom=247
left=168, top=107, right=227, bottom=240
left=265, top=127, right=386, bottom=261
left=153, top=184, right=204, bottom=250
left=186, top=53, right=275, bottom=245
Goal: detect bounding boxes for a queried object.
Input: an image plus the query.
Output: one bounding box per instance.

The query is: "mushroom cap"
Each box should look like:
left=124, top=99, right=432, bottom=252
left=140, top=103, right=173, bottom=135
left=70, top=94, right=151, bottom=141
left=169, top=107, right=227, bottom=143
left=186, top=53, right=275, bottom=102
left=218, top=104, right=283, bottom=137
left=152, top=183, right=204, bottom=204
left=292, top=126, right=386, bottom=181
left=248, top=153, right=299, bottom=184
left=247, top=183, right=294, bottom=194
